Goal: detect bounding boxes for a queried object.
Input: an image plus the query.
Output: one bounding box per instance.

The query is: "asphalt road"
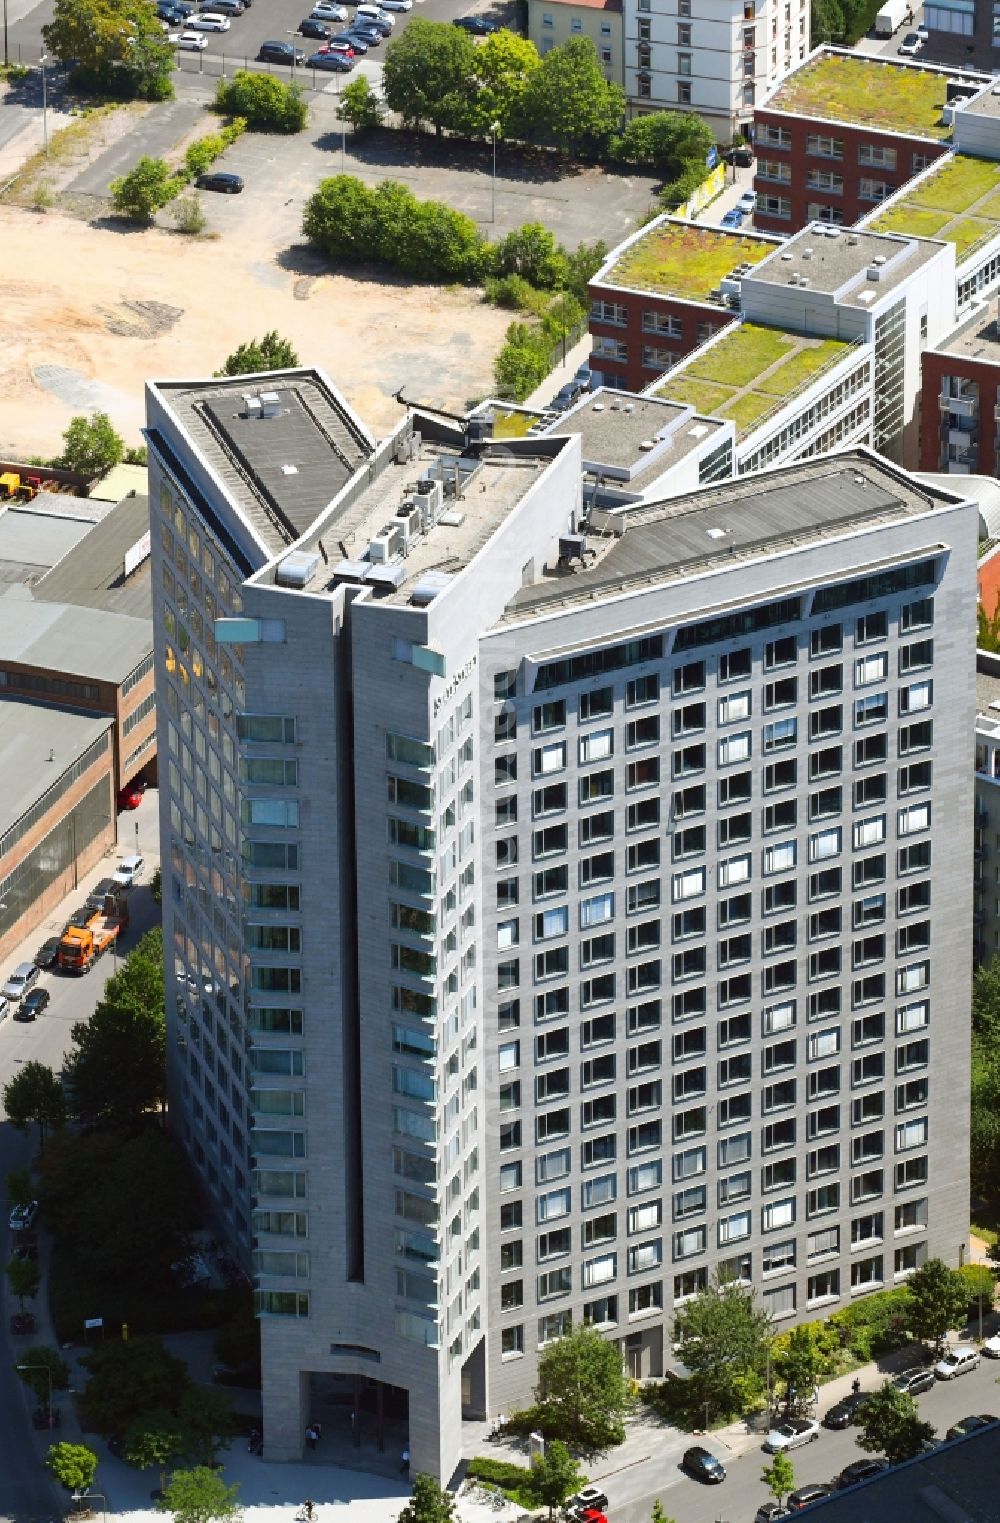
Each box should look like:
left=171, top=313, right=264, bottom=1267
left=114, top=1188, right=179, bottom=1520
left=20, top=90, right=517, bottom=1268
left=610, top=1355, right=1000, bottom=1523
left=0, top=790, right=161, bottom=1523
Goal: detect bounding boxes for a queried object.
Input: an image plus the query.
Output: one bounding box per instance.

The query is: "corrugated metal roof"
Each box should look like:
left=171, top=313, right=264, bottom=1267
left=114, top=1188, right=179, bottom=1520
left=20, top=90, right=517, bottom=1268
left=0, top=699, right=113, bottom=842
left=0, top=584, right=151, bottom=684
left=34, top=493, right=152, bottom=619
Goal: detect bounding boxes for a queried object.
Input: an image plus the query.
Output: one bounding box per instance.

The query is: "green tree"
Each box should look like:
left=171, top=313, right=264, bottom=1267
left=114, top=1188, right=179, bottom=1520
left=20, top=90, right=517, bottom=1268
left=218, top=332, right=300, bottom=376
left=81, top=1336, right=190, bottom=1437
left=302, top=175, right=378, bottom=262
left=611, top=111, right=713, bottom=174
left=493, top=321, right=551, bottom=400
left=649, top=1504, right=676, bottom=1523
left=125, top=1413, right=186, bottom=1495
left=110, top=156, right=176, bottom=221
left=215, top=72, right=307, bottom=132
left=63, top=927, right=165, bottom=1130
left=2, top=1061, right=66, bottom=1154
left=517, top=37, right=624, bottom=154
left=672, top=1274, right=773, bottom=1421
left=527, top=1440, right=584, bottom=1517
left=776, top=1325, right=823, bottom=1411
left=43, top=0, right=173, bottom=98
left=856, top=1380, right=936, bottom=1464
left=176, top=1387, right=233, bottom=1467
left=973, top=955, right=1000, bottom=1046
left=397, top=1474, right=455, bottom=1523
left=761, top=1452, right=795, bottom=1507
left=5, top=1255, right=40, bottom=1312
left=4, top=1168, right=33, bottom=1209
left=906, top=1258, right=969, bottom=1353
left=956, top=1261, right=998, bottom=1319
left=466, top=29, right=538, bottom=137
left=562, top=238, right=607, bottom=304
left=15, top=1345, right=71, bottom=1404
left=158, top=1467, right=242, bottom=1523
left=59, top=411, right=125, bottom=477
left=338, top=76, right=383, bottom=132
left=381, top=19, right=475, bottom=134
left=810, top=0, right=846, bottom=43
left=46, top=1442, right=98, bottom=1494
left=490, top=222, right=567, bottom=289
left=534, top=1322, right=630, bottom=1451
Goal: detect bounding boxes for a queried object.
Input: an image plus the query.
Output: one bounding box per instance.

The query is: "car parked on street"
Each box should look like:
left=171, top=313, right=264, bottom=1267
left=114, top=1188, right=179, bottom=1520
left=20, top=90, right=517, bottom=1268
left=787, top=1483, right=834, bottom=1509
left=86, top=879, right=118, bottom=912
left=945, top=1413, right=998, bottom=1440
left=682, top=1446, right=725, bottom=1483
left=258, top=38, right=305, bottom=61
left=299, top=17, right=331, bottom=36
left=307, top=48, right=352, bottom=67
left=9, top=1200, right=39, bottom=1231
left=755, top=1507, right=789, bottom=1523
left=721, top=206, right=744, bottom=228
left=564, top=1491, right=608, bottom=1518
left=453, top=13, right=497, bottom=30
left=175, top=30, right=208, bottom=47
left=34, top=938, right=61, bottom=970
left=835, top=1457, right=889, bottom=1488
left=186, top=12, right=231, bottom=28
left=2, top=962, right=39, bottom=1001
left=983, top=1333, right=1000, bottom=1358
left=15, top=988, right=50, bottom=1022
left=822, top=1390, right=870, bottom=1429
left=197, top=171, right=245, bottom=192
left=763, top=1416, right=820, bottom=1453
left=738, top=189, right=757, bottom=215
left=894, top=1366, right=935, bottom=1396
left=310, top=1, right=348, bottom=18
left=898, top=31, right=922, bottom=54
left=935, top=1344, right=981, bottom=1380
left=112, top=853, right=145, bottom=889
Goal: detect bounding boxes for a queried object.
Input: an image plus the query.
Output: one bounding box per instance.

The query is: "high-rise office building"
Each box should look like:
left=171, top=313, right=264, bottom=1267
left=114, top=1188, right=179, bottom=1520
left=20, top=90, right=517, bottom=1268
left=146, top=369, right=974, bottom=1483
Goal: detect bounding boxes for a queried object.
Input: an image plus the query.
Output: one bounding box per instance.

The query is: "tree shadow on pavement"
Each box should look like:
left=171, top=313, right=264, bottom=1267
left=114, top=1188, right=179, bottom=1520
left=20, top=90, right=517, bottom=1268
left=323, top=125, right=592, bottom=187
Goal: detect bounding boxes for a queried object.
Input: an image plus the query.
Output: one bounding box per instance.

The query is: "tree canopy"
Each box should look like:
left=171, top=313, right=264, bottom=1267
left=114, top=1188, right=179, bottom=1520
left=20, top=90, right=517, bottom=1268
left=63, top=927, right=165, bottom=1130
left=46, top=1442, right=98, bottom=1493
left=672, top=1275, right=772, bottom=1420
left=761, top=1452, right=795, bottom=1506
left=2, top=1061, right=66, bottom=1152
left=397, top=1474, right=455, bottom=1523
left=518, top=38, right=624, bottom=154
left=6, top=1255, right=41, bottom=1311
left=527, top=1440, right=584, bottom=1517
left=110, top=156, right=175, bottom=221
left=972, top=956, right=1000, bottom=1196
left=381, top=19, right=476, bottom=134
left=215, top=72, right=307, bottom=133
left=906, top=1258, right=969, bottom=1352
left=43, top=0, right=173, bottom=98
left=158, top=1467, right=242, bottom=1523
left=15, top=1344, right=71, bottom=1404
left=218, top=333, right=300, bottom=376
left=856, top=1380, right=936, bottom=1464
left=81, top=1337, right=190, bottom=1437
left=611, top=111, right=713, bottom=174
left=303, top=176, right=483, bottom=282
left=59, top=411, right=125, bottom=477
left=534, top=1323, right=629, bottom=1451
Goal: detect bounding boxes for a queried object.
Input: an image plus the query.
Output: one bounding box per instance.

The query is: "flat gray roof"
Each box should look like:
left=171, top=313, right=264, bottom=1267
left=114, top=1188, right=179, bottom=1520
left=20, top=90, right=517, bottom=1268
left=544, top=391, right=725, bottom=488
left=802, top=1423, right=1000, bottom=1522
left=937, top=305, right=1000, bottom=363
left=34, top=492, right=152, bottom=618
left=976, top=650, right=1000, bottom=718
left=0, top=583, right=152, bottom=684
left=963, top=81, right=1000, bottom=117
left=506, top=451, right=955, bottom=617
left=0, top=698, right=113, bottom=843
left=0, top=498, right=102, bottom=588
left=750, top=226, right=941, bottom=308
left=156, top=372, right=375, bottom=558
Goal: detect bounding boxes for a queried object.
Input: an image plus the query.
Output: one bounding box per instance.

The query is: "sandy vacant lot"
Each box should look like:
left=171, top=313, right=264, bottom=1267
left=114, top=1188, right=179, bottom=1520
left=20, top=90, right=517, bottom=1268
left=0, top=204, right=512, bottom=457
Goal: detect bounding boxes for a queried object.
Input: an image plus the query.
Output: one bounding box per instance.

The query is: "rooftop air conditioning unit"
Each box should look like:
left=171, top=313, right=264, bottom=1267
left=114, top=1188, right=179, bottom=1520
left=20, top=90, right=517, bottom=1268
left=867, top=265, right=882, bottom=282
left=369, top=522, right=404, bottom=562
left=802, top=248, right=813, bottom=260
left=873, top=255, right=888, bottom=266
left=396, top=501, right=423, bottom=544
left=242, top=395, right=262, bottom=420
left=624, top=401, right=635, bottom=414
left=414, top=476, right=444, bottom=524
left=259, top=391, right=280, bottom=417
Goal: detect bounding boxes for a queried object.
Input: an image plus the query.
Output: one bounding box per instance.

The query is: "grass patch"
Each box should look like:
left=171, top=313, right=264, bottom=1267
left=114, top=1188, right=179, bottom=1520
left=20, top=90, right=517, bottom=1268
left=951, top=217, right=996, bottom=260
left=492, top=408, right=538, bottom=438
left=757, top=337, right=849, bottom=395
left=977, top=189, right=1000, bottom=221
left=611, top=224, right=773, bottom=299
left=685, top=324, right=792, bottom=388
left=906, top=154, right=1000, bottom=214
left=873, top=205, right=952, bottom=241
left=656, top=376, right=736, bottom=415
left=719, top=390, right=779, bottom=433
left=770, top=54, right=952, bottom=139
left=1, top=102, right=138, bottom=205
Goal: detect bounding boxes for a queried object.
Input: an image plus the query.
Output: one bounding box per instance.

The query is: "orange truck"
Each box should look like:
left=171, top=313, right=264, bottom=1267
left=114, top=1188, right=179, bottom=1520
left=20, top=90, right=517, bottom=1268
left=57, top=893, right=129, bottom=974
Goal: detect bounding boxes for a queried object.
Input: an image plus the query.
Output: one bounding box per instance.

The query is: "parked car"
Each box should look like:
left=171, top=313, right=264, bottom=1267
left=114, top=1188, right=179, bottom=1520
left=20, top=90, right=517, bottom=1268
left=894, top=1366, right=936, bottom=1397
left=355, top=5, right=393, bottom=31
left=835, top=1458, right=889, bottom=1488
left=453, top=13, right=497, bottom=30
left=186, top=12, right=231, bottom=28
left=945, top=1413, right=998, bottom=1440
left=916, top=23, right=929, bottom=39
left=15, top=989, right=50, bottom=1022
left=682, top=1446, right=726, bottom=1483
left=34, top=938, right=61, bottom=970
left=983, top=1333, right=1000, bottom=1358
left=564, top=1491, right=608, bottom=1517
left=9, top=1200, right=39, bottom=1231
left=117, top=783, right=145, bottom=810
left=64, top=907, right=93, bottom=930
left=330, top=30, right=363, bottom=49
left=0, top=996, right=10, bottom=1023
left=379, top=0, right=412, bottom=9
left=898, top=31, right=922, bottom=55
left=258, top=38, right=305, bottom=61
left=731, top=143, right=754, bottom=167
left=197, top=171, right=245, bottom=192
left=763, top=1416, right=820, bottom=1453
left=112, top=853, right=145, bottom=889
left=935, top=1344, right=981, bottom=1380
left=755, top=1507, right=790, bottom=1523
left=86, top=878, right=118, bottom=912
left=574, top=363, right=593, bottom=391
left=548, top=381, right=583, bottom=413
left=310, top=1, right=348, bottom=18
left=823, top=1391, right=870, bottom=1429
left=299, top=17, right=331, bottom=36
left=786, top=1484, right=834, bottom=1510
left=2, top=962, right=39, bottom=1001
left=721, top=206, right=744, bottom=228
left=307, top=48, right=352, bottom=67
left=175, top=29, right=207, bottom=46
left=738, top=189, right=757, bottom=214
left=348, top=23, right=382, bottom=43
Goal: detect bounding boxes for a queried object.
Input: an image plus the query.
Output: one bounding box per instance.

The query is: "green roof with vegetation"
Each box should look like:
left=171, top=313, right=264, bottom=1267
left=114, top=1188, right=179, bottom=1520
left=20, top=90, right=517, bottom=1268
left=656, top=323, right=853, bottom=440
left=767, top=52, right=954, bottom=140
left=871, top=152, right=1000, bottom=260
left=607, top=222, right=774, bottom=300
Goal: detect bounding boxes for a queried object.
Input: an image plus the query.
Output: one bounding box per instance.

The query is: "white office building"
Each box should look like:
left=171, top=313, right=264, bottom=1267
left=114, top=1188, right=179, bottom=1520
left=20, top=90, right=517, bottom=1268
left=145, top=368, right=975, bottom=1484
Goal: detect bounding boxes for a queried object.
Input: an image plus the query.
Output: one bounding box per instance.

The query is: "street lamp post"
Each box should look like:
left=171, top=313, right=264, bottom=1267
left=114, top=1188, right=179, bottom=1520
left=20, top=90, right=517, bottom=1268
left=17, top=1362, right=53, bottom=1425
left=40, top=51, right=49, bottom=157
left=489, top=119, right=501, bottom=224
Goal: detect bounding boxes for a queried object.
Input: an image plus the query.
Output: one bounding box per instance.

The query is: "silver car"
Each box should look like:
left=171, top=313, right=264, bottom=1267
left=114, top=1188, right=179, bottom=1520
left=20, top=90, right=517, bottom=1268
left=2, top=962, right=39, bottom=1001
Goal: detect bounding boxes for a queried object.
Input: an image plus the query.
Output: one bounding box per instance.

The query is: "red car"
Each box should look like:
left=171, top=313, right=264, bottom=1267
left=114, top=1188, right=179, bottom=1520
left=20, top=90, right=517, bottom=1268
left=117, top=784, right=145, bottom=811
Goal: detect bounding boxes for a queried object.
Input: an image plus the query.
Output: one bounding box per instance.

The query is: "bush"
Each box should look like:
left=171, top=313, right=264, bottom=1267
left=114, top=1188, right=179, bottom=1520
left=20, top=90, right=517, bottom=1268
left=184, top=134, right=225, bottom=179
left=215, top=71, right=307, bottom=133
left=466, top=1458, right=534, bottom=1489
left=827, top=1287, right=914, bottom=1362
left=171, top=194, right=206, bottom=235
left=303, top=175, right=484, bottom=283
left=956, top=1261, right=997, bottom=1315
left=484, top=273, right=548, bottom=312
left=493, top=320, right=551, bottom=401
left=110, top=154, right=176, bottom=220
left=338, top=76, right=383, bottom=132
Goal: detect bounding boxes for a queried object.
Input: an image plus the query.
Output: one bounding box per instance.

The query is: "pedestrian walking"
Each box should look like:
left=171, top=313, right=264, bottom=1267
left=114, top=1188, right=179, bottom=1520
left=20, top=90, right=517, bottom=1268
left=313, top=1422, right=322, bottom=1443
left=852, top=1376, right=861, bottom=1396
left=306, top=1425, right=318, bottom=1451
left=400, top=1447, right=410, bottom=1475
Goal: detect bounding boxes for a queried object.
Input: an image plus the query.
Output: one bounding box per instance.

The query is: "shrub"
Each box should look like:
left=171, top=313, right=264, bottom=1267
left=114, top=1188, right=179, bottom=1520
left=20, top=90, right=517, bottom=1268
left=956, top=1261, right=997, bottom=1316
left=302, top=174, right=484, bottom=283
left=466, top=1458, right=534, bottom=1490
left=110, top=154, right=176, bottom=221
left=338, top=76, right=383, bottom=132
left=184, top=134, right=225, bottom=179
left=826, top=1287, right=914, bottom=1361
left=215, top=72, right=307, bottom=133
left=171, top=194, right=206, bottom=235
left=493, top=320, right=551, bottom=401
